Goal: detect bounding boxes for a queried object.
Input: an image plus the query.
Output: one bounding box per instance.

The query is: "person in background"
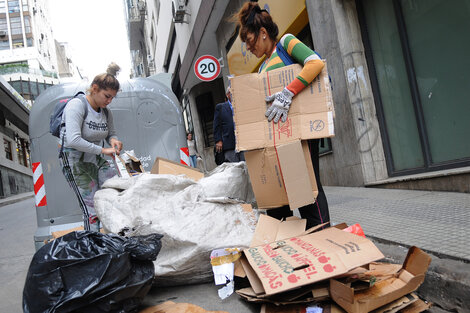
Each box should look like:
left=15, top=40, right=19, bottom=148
left=234, top=2, right=330, bottom=229
left=213, top=87, right=245, bottom=164
left=60, top=62, right=123, bottom=232
left=187, top=132, right=198, bottom=167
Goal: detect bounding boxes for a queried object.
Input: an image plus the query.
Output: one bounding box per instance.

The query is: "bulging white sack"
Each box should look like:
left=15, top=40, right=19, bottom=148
left=94, top=162, right=257, bottom=285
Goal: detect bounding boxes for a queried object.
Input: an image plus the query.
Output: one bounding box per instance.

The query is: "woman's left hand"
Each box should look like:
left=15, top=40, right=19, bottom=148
left=265, top=87, right=294, bottom=123
left=110, top=138, right=123, bottom=154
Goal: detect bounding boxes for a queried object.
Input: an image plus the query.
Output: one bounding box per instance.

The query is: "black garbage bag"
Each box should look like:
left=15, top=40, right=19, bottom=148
left=23, top=231, right=163, bottom=313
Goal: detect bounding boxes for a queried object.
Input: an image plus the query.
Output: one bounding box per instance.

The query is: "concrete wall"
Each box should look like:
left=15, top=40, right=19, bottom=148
left=0, top=165, right=32, bottom=197
left=306, top=0, right=388, bottom=187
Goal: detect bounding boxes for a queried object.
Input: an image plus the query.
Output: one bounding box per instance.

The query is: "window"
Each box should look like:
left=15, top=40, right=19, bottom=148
left=22, top=0, right=28, bottom=12
left=4, top=139, right=12, bottom=160
left=0, top=2, right=6, bottom=13
left=9, top=16, right=22, bottom=36
left=24, top=16, right=31, bottom=33
left=358, top=0, right=470, bottom=174
left=12, top=38, right=23, bottom=48
left=0, top=40, right=9, bottom=50
left=16, top=136, right=26, bottom=166
left=7, top=0, right=19, bottom=13
left=0, top=18, right=7, bottom=33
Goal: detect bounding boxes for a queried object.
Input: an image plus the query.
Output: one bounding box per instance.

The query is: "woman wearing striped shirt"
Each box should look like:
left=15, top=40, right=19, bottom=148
left=235, top=1, right=330, bottom=229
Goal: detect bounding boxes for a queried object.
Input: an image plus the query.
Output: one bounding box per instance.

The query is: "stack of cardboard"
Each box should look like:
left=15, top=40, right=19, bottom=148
left=231, top=63, right=334, bottom=210
left=234, top=215, right=432, bottom=313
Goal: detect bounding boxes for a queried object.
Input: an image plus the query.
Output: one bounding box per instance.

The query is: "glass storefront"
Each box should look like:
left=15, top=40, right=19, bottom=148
left=359, top=0, right=470, bottom=174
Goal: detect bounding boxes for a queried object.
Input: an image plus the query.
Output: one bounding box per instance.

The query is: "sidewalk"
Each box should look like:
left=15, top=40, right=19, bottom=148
left=325, top=186, right=470, bottom=261
left=0, top=191, right=34, bottom=207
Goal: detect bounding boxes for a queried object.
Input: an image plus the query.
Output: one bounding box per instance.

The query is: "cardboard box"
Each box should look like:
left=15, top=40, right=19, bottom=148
left=330, top=246, right=432, bottom=313
left=245, top=140, right=318, bottom=210
left=114, top=152, right=145, bottom=177
left=150, top=157, right=204, bottom=181
left=231, top=63, right=335, bottom=151
left=242, top=226, right=385, bottom=296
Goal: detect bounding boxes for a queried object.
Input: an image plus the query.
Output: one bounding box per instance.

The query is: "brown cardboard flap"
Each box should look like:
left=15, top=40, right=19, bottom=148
left=276, top=140, right=317, bottom=209
left=240, top=255, right=265, bottom=295
left=330, top=279, right=355, bottom=303
left=399, top=299, right=432, bottom=313
left=244, top=148, right=289, bottom=209
left=275, top=219, right=307, bottom=241
left=300, top=222, right=330, bottom=236
left=150, top=157, right=204, bottom=181
left=402, top=246, right=432, bottom=276
left=370, top=293, right=419, bottom=313
left=250, top=214, right=282, bottom=247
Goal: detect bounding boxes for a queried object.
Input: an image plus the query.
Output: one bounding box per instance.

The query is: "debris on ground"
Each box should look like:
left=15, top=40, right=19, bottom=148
left=94, top=161, right=257, bottom=286
left=230, top=215, right=433, bottom=312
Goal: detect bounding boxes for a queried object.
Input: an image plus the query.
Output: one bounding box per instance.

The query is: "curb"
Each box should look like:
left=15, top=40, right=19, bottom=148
left=0, top=192, right=35, bottom=208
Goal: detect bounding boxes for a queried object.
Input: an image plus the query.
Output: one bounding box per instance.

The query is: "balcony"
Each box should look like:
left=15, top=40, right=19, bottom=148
left=0, top=65, right=58, bottom=79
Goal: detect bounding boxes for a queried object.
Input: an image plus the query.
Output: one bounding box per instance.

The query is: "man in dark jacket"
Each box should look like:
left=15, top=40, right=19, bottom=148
left=213, top=88, right=244, bottom=164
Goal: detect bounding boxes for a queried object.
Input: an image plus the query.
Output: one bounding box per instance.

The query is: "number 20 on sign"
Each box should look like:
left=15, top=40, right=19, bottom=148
left=194, top=55, right=221, bottom=82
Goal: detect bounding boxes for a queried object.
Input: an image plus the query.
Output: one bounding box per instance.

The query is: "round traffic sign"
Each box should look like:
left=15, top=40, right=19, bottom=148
left=194, top=55, right=221, bottom=82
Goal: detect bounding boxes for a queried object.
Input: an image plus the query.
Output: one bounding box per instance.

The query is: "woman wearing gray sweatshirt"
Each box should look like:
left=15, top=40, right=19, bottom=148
left=60, top=63, right=123, bottom=231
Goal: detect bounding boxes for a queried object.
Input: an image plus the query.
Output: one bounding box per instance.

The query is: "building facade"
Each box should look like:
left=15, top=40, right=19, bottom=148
left=0, top=0, right=60, bottom=107
left=130, top=0, right=470, bottom=193
left=0, top=75, right=31, bottom=197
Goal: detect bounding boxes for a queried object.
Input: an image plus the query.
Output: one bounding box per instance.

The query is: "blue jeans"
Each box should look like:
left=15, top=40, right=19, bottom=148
left=189, top=155, right=197, bottom=167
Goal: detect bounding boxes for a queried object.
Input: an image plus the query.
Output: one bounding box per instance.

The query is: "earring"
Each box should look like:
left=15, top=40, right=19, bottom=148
left=263, top=36, right=266, bottom=40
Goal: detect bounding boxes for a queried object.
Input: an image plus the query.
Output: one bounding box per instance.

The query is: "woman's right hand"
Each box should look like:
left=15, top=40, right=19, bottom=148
left=102, top=147, right=119, bottom=157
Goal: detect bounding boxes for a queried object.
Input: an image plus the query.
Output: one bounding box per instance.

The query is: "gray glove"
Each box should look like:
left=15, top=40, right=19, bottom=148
left=265, top=87, right=294, bottom=123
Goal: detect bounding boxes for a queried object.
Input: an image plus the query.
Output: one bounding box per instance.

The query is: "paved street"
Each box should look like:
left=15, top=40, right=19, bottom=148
left=0, top=196, right=36, bottom=313
left=1, top=187, right=469, bottom=312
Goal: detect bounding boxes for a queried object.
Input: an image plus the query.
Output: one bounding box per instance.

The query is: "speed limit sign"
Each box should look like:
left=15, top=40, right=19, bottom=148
left=194, top=55, right=221, bottom=82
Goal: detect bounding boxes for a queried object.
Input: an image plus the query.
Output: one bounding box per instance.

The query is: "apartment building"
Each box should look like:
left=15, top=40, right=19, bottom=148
left=0, top=0, right=60, bottom=107
left=0, top=74, right=31, bottom=197
left=127, top=0, right=470, bottom=193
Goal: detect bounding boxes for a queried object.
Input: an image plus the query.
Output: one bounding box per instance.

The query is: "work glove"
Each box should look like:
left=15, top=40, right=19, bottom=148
left=265, top=87, right=294, bottom=123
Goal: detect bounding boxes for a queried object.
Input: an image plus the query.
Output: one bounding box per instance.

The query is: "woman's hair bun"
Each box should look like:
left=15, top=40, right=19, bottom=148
left=106, top=62, right=121, bottom=77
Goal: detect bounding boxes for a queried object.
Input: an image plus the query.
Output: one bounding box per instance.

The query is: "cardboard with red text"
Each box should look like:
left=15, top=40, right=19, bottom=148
left=231, top=63, right=335, bottom=151
left=243, top=227, right=384, bottom=296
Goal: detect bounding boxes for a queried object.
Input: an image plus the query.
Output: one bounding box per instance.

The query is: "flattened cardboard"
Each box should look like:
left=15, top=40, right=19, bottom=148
left=150, top=157, right=204, bottom=181
left=231, top=63, right=335, bottom=151
left=276, top=140, right=318, bottom=209
left=244, top=227, right=384, bottom=296
left=245, top=147, right=289, bottom=209
left=399, top=299, right=432, bottom=313
left=330, top=247, right=432, bottom=313
left=245, top=141, right=318, bottom=210
left=371, top=293, right=418, bottom=313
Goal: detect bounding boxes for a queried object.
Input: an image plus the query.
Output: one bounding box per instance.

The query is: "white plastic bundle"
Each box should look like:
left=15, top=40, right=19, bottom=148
left=94, top=162, right=257, bottom=286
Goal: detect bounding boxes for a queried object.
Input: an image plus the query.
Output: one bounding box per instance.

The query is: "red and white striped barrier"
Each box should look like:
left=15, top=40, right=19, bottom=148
left=180, top=147, right=190, bottom=166
left=32, top=162, right=47, bottom=207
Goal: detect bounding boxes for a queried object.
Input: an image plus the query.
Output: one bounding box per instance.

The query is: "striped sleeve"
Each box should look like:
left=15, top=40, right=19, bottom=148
left=280, top=33, right=325, bottom=95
